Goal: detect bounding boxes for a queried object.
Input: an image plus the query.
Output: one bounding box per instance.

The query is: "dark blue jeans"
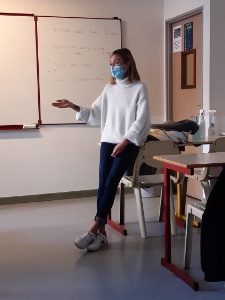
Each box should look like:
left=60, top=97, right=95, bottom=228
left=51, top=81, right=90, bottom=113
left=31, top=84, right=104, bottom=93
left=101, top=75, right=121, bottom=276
left=95, top=142, right=139, bottom=226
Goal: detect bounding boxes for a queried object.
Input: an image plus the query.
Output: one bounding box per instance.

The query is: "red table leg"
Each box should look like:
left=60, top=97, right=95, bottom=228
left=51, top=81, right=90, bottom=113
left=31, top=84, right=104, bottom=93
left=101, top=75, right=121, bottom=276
left=107, top=182, right=128, bottom=235
left=107, top=212, right=127, bottom=235
left=162, top=166, right=199, bottom=291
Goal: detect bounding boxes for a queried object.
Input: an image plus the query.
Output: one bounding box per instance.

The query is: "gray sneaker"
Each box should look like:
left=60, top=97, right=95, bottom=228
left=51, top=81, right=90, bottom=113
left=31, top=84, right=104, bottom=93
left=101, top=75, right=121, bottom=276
left=87, top=233, right=108, bottom=252
left=75, top=231, right=95, bottom=249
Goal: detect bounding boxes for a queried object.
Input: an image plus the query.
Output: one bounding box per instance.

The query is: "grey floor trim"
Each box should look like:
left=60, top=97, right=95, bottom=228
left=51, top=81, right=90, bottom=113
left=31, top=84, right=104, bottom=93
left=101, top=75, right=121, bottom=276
left=0, top=190, right=98, bottom=205
left=0, top=187, right=133, bottom=206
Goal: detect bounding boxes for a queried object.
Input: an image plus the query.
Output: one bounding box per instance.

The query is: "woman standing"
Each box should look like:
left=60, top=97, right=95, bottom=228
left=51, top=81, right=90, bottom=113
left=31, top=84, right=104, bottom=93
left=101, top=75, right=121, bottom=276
left=52, top=48, right=151, bottom=252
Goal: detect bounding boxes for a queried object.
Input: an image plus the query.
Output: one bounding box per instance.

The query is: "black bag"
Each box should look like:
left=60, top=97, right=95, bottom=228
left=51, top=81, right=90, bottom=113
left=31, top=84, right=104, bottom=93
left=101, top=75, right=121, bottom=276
left=201, top=167, right=225, bottom=282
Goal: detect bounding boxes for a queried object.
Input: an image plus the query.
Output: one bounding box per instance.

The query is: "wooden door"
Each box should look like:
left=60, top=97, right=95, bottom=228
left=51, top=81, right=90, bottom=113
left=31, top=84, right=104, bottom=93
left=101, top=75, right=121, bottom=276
left=171, top=13, right=202, bottom=121
left=171, top=13, right=203, bottom=200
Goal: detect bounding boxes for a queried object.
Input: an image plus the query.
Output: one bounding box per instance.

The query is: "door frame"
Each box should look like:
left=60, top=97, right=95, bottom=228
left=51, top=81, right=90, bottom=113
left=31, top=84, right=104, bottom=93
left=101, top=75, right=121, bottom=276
left=165, top=7, right=203, bottom=120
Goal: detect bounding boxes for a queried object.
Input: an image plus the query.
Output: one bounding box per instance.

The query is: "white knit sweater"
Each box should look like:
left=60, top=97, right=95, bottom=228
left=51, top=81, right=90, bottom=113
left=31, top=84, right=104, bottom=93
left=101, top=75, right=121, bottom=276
left=76, top=78, right=151, bottom=146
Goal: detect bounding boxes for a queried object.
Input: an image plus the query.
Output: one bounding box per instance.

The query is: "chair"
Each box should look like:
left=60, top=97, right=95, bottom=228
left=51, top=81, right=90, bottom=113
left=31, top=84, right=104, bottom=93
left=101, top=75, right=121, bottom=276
left=184, top=202, right=206, bottom=269
left=119, top=140, right=181, bottom=238
left=183, top=137, right=225, bottom=202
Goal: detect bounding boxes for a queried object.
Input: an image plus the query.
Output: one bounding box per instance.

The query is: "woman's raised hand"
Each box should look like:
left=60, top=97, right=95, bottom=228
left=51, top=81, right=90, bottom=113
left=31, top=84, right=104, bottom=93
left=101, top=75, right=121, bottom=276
left=52, top=99, right=73, bottom=108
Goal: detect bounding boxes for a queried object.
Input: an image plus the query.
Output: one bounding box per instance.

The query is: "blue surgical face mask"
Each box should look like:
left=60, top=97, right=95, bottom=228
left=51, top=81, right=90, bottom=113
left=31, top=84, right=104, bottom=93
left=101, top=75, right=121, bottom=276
left=111, top=65, right=125, bottom=79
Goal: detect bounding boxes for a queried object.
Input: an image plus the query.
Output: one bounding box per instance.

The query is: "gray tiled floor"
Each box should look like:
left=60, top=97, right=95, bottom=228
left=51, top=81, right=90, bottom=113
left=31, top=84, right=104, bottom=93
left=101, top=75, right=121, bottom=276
left=0, top=194, right=224, bottom=299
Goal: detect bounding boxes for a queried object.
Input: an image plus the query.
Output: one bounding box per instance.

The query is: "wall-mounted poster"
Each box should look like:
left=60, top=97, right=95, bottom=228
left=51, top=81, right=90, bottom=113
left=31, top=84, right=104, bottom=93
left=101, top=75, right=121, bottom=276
left=173, top=25, right=181, bottom=53
left=184, top=22, right=193, bottom=50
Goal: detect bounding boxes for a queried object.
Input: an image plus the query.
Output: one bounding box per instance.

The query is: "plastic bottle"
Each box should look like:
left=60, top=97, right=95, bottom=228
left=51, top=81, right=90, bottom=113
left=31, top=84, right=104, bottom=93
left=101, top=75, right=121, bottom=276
left=190, top=116, right=200, bottom=141
left=208, top=110, right=217, bottom=137
left=199, top=109, right=206, bottom=139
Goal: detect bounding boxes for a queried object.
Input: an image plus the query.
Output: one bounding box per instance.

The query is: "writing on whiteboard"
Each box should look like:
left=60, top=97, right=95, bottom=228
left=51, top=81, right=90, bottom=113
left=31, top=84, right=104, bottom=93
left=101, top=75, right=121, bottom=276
left=40, top=28, right=119, bottom=83
left=37, top=17, right=121, bottom=123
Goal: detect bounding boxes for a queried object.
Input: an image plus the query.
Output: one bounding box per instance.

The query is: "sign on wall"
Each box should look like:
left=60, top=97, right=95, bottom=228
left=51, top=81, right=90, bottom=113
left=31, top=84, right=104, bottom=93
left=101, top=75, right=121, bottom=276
left=184, top=22, right=193, bottom=50
left=173, top=25, right=181, bottom=53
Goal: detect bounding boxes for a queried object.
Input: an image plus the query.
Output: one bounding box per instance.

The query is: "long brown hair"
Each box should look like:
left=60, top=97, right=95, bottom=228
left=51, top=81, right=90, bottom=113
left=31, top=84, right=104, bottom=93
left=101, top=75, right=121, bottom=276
left=110, top=48, right=140, bottom=84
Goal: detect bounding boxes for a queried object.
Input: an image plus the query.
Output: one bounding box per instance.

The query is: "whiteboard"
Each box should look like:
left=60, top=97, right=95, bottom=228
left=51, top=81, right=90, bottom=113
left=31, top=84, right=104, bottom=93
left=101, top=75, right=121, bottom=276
left=0, top=15, right=39, bottom=125
left=37, top=17, right=121, bottom=124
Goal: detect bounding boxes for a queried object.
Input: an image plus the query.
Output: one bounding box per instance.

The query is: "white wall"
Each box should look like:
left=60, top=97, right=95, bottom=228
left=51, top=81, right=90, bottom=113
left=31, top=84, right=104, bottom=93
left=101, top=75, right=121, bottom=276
left=164, top=0, right=210, bottom=19
left=209, top=0, right=225, bottom=133
left=0, top=0, right=164, bottom=198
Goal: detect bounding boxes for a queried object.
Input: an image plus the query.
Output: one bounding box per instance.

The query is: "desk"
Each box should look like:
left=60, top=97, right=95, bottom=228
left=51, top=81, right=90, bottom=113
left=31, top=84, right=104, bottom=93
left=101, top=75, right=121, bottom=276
left=175, top=137, right=217, bottom=227
left=182, top=136, right=218, bottom=146
left=153, top=152, right=225, bottom=291
left=108, top=137, right=218, bottom=235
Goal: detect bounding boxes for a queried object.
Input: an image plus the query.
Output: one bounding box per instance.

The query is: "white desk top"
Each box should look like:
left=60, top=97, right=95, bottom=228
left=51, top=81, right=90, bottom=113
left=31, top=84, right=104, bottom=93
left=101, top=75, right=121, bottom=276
left=179, top=135, right=223, bottom=147
left=153, top=152, right=225, bottom=169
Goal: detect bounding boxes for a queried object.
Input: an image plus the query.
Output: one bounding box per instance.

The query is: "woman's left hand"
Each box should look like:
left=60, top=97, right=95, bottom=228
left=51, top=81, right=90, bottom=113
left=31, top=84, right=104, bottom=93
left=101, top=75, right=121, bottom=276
left=111, top=139, right=130, bottom=157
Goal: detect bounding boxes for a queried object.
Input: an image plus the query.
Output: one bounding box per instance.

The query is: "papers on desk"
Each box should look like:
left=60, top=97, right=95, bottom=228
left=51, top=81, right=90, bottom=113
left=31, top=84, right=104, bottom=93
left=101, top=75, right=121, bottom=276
left=193, top=202, right=206, bottom=210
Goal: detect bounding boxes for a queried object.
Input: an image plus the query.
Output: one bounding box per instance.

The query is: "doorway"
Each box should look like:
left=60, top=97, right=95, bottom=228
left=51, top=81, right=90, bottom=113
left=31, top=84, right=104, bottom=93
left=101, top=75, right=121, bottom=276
left=165, top=9, right=203, bottom=200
